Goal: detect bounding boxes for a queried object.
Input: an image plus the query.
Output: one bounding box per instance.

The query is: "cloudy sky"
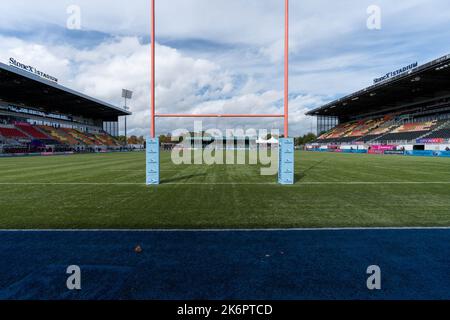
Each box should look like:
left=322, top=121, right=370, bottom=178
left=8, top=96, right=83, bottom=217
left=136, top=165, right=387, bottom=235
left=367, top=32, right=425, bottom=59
left=1, top=0, right=450, bottom=136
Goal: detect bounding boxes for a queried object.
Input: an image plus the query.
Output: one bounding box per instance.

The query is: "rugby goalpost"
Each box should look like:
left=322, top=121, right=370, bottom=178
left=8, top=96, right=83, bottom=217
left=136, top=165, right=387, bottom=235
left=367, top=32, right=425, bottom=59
left=147, top=0, right=294, bottom=185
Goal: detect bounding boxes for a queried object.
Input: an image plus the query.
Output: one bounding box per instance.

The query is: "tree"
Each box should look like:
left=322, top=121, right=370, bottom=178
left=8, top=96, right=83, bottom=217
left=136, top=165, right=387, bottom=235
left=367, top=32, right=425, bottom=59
left=128, top=135, right=139, bottom=145
left=295, top=133, right=317, bottom=146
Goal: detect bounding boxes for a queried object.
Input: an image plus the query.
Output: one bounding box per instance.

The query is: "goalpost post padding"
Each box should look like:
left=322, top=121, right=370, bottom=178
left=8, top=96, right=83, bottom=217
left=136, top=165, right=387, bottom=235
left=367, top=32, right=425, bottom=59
left=146, top=137, right=160, bottom=185
left=278, top=138, right=295, bottom=185
left=146, top=138, right=296, bottom=185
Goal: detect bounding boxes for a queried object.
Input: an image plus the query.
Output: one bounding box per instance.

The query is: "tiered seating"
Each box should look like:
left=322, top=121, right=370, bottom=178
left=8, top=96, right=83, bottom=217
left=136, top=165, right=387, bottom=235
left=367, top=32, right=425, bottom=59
left=394, top=121, right=436, bottom=133
left=423, top=121, right=450, bottom=139
left=345, top=118, right=385, bottom=138
left=377, top=120, right=439, bottom=142
left=62, top=128, right=95, bottom=145
left=0, top=126, right=29, bottom=139
left=1, top=120, right=123, bottom=153
left=328, top=122, right=359, bottom=139
left=15, top=123, right=49, bottom=139
left=36, top=126, right=120, bottom=147
left=94, top=133, right=119, bottom=146
left=85, top=133, right=104, bottom=145
left=317, top=117, right=390, bottom=143
left=317, top=122, right=359, bottom=142
left=356, top=124, right=399, bottom=142
left=38, top=126, right=80, bottom=145
left=313, top=113, right=450, bottom=144
left=317, top=124, right=346, bottom=140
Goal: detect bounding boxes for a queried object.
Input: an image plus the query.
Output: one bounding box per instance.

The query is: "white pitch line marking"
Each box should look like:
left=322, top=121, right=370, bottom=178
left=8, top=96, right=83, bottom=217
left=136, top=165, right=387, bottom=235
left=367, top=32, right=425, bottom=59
left=0, top=182, right=449, bottom=186
left=1, top=227, right=450, bottom=232
left=0, top=182, right=276, bottom=185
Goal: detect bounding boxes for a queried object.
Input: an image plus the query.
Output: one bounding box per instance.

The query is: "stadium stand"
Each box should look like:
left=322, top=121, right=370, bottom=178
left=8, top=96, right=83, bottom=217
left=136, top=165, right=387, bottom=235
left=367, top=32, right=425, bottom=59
left=15, top=122, right=50, bottom=140
left=307, top=54, right=450, bottom=154
left=38, top=125, right=80, bottom=145
left=95, top=133, right=119, bottom=146
left=421, top=120, right=450, bottom=139
left=0, top=60, right=130, bottom=155
left=85, top=132, right=105, bottom=146
left=355, top=121, right=399, bottom=143
left=0, top=125, right=29, bottom=139
left=345, top=118, right=385, bottom=138
left=314, top=115, right=447, bottom=145
left=316, top=117, right=391, bottom=144
left=62, top=128, right=96, bottom=145
left=374, top=120, right=440, bottom=143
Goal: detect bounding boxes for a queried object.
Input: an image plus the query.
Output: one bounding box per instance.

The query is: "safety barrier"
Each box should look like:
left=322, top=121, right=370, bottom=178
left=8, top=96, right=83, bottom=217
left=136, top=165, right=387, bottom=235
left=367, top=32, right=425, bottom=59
left=307, top=149, right=450, bottom=158
left=405, top=150, right=450, bottom=157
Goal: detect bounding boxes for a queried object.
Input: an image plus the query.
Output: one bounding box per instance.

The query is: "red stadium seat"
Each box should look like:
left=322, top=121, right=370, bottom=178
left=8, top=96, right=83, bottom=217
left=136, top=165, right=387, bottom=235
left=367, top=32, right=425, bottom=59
left=0, top=127, right=28, bottom=139
left=15, top=123, right=50, bottom=139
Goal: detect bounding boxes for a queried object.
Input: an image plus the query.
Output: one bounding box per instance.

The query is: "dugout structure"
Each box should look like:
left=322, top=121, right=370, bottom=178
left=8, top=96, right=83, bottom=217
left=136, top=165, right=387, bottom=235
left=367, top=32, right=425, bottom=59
left=147, top=0, right=294, bottom=185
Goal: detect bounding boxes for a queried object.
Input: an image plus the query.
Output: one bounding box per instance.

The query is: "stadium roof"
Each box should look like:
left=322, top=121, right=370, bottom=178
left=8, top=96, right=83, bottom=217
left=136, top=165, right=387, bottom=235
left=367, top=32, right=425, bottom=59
left=307, top=54, right=450, bottom=118
left=0, top=62, right=131, bottom=121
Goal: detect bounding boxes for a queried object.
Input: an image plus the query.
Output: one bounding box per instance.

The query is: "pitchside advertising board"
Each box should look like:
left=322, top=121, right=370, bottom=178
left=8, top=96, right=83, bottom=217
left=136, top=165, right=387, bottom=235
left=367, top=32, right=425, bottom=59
left=384, top=150, right=405, bottom=155
left=416, top=138, right=445, bottom=144
left=9, top=57, right=58, bottom=83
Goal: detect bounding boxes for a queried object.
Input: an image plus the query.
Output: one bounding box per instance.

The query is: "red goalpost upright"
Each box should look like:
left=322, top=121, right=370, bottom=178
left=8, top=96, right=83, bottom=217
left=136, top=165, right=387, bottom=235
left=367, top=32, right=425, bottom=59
left=147, top=0, right=294, bottom=185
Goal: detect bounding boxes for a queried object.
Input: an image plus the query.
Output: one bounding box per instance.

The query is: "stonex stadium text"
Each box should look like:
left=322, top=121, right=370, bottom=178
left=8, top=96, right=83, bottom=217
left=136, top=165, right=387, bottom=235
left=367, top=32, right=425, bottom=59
left=9, top=57, right=58, bottom=83
left=373, top=62, right=418, bottom=84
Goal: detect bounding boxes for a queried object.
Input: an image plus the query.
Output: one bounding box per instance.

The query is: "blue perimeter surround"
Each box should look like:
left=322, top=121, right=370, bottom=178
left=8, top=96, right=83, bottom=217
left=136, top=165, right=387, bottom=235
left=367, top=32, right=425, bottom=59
left=0, top=229, right=449, bottom=300
left=278, top=138, right=295, bottom=185
left=146, top=137, right=160, bottom=185
left=405, top=150, right=450, bottom=157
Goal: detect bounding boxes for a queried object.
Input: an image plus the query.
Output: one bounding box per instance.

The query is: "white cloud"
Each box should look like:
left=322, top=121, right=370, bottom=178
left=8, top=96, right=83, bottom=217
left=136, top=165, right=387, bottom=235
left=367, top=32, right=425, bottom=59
left=2, top=0, right=450, bottom=137
left=0, top=37, right=72, bottom=81
left=0, top=34, right=319, bottom=136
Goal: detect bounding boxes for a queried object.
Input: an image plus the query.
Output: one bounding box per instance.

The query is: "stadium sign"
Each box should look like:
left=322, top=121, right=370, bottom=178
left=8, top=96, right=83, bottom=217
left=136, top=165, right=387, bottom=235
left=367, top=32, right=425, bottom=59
left=416, top=138, right=444, bottom=144
left=373, top=62, right=418, bottom=84
left=9, top=57, right=58, bottom=83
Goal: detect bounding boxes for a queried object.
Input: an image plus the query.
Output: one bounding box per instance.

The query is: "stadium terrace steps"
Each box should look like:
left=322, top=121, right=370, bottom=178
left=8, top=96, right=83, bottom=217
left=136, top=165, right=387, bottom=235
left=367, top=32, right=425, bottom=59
left=315, top=116, right=450, bottom=145
left=392, top=120, right=437, bottom=133
left=352, top=118, right=398, bottom=143
left=378, top=131, right=429, bottom=142
left=61, top=128, right=94, bottom=145
left=344, top=118, right=385, bottom=138
left=375, top=120, right=440, bottom=143
left=0, top=125, right=29, bottom=139
left=94, top=134, right=119, bottom=146
left=14, top=123, right=50, bottom=140
left=37, top=126, right=120, bottom=147
left=85, top=133, right=104, bottom=146
left=38, top=126, right=81, bottom=145
left=364, top=122, right=404, bottom=143
left=316, top=116, right=396, bottom=144
left=419, top=120, right=450, bottom=140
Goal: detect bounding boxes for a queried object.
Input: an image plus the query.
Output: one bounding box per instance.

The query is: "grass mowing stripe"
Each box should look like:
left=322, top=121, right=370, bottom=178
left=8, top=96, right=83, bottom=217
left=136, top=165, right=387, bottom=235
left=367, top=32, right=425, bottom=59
left=0, top=151, right=449, bottom=229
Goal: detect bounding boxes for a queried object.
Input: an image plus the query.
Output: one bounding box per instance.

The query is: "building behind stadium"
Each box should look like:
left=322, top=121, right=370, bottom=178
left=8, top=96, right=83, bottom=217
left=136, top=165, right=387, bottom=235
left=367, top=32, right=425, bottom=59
left=306, top=54, right=450, bottom=157
left=0, top=60, right=131, bottom=156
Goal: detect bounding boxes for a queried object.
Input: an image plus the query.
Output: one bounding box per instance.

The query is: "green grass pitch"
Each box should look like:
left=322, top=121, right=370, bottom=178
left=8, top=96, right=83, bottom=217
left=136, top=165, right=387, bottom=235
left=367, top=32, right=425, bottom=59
left=0, top=151, right=449, bottom=229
